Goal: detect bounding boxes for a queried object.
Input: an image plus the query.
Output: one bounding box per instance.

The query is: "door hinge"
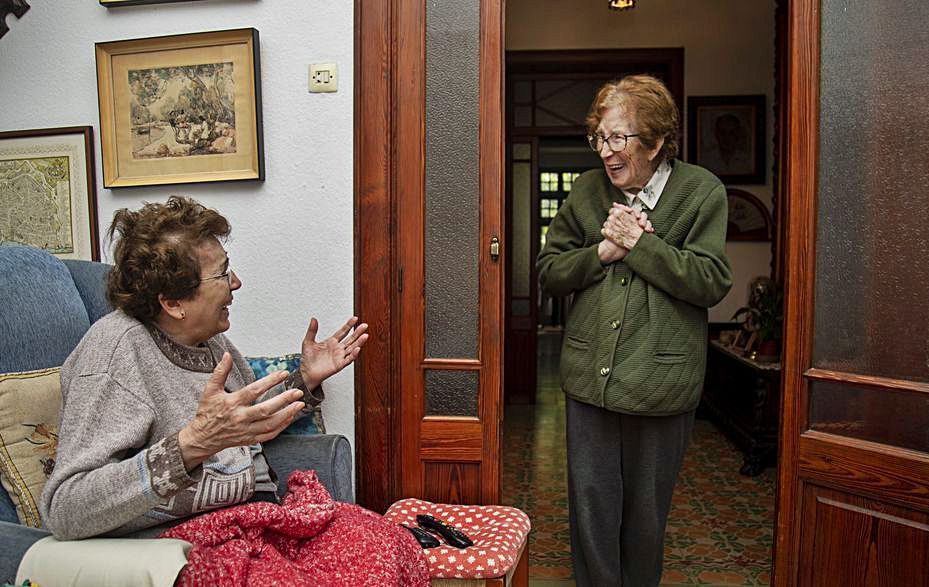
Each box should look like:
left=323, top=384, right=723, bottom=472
left=490, top=236, right=500, bottom=262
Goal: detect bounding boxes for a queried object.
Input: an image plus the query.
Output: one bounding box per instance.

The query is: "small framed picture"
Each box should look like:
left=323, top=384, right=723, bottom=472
left=95, top=28, right=264, bottom=187
left=726, top=188, right=772, bottom=241
left=687, top=95, right=766, bottom=185
left=0, top=126, right=100, bottom=261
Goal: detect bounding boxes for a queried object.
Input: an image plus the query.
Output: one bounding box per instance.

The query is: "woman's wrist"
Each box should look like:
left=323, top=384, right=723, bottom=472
left=178, top=426, right=210, bottom=471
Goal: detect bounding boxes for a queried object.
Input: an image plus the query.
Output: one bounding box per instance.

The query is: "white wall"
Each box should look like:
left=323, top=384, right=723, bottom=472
left=507, top=0, right=777, bottom=322
left=0, top=0, right=357, bottom=441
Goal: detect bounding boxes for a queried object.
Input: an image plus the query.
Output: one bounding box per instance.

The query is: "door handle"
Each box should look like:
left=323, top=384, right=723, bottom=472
left=490, top=236, right=500, bottom=262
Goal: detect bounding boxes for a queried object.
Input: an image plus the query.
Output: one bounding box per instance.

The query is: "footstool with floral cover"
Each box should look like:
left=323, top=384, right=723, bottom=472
left=384, top=498, right=531, bottom=586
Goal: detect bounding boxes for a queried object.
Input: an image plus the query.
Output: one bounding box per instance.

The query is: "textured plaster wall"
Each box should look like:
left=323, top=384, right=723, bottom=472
left=0, top=1, right=357, bottom=442
left=507, top=0, right=777, bottom=322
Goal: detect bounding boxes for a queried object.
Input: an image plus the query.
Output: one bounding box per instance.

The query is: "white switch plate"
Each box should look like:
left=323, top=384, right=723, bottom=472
left=309, top=62, right=338, bottom=93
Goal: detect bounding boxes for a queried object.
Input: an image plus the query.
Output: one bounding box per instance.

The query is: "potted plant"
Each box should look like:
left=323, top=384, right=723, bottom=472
left=731, top=276, right=783, bottom=361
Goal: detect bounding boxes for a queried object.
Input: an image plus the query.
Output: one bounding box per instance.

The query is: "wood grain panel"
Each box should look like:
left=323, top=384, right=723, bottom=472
left=799, top=484, right=929, bottom=586
left=421, top=419, right=483, bottom=460
left=773, top=0, right=820, bottom=583
left=424, top=462, right=481, bottom=505
left=354, top=0, right=396, bottom=513
left=478, top=0, right=505, bottom=504
left=799, top=431, right=929, bottom=513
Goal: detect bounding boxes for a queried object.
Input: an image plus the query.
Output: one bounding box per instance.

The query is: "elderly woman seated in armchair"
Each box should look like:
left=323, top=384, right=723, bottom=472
left=28, top=197, right=429, bottom=585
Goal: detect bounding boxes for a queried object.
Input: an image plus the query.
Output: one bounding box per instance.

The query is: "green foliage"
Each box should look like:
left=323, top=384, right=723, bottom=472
left=732, top=276, right=783, bottom=343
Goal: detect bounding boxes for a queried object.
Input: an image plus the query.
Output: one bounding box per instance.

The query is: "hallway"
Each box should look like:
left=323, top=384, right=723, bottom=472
left=501, top=332, right=776, bottom=586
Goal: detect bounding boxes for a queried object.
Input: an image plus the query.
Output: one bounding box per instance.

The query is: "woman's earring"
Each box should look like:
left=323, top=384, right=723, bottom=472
left=180, top=310, right=186, bottom=320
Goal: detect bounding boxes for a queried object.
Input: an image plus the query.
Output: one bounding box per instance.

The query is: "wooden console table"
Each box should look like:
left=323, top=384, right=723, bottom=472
left=700, top=340, right=781, bottom=476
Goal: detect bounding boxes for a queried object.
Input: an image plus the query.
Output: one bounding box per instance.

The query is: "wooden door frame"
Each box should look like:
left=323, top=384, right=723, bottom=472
left=772, top=0, right=818, bottom=581
left=354, top=0, right=398, bottom=513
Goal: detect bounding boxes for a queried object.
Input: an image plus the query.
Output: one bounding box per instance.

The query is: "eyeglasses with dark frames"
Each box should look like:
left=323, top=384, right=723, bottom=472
left=586, top=132, right=640, bottom=153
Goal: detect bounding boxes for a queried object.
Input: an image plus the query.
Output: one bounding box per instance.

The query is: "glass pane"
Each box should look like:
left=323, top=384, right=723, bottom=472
left=513, top=80, right=532, bottom=103
left=512, top=158, right=531, bottom=298
left=514, top=106, right=533, bottom=127
left=813, top=1, right=929, bottom=382
left=425, top=369, right=479, bottom=417
left=540, top=172, right=558, bottom=192
left=535, top=79, right=602, bottom=127
left=424, top=0, right=480, bottom=359
left=562, top=172, right=579, bottom=192
left=809, top=380, right=929, bottom=453
left=512, top=142, right=531, bottom=161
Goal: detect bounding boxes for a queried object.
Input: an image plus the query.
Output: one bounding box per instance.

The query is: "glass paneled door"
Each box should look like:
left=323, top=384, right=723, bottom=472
left=395, top=0, right=504, bottom=504
left=774, top=1, right=929, bottom=583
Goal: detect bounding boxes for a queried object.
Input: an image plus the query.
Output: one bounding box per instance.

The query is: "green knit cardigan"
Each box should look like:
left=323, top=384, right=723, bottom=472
left=537, top=159, right=732, bottom=415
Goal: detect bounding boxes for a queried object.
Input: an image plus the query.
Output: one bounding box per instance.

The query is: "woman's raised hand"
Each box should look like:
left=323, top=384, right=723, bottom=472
left=178, top=353, right=305, bottom=471
left=299, top=316, right=369, bottom=390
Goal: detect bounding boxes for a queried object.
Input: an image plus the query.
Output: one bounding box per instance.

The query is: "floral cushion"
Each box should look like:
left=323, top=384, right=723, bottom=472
left=0, top=367, right=62, bottom=527
left=383, top=498, right=530, bottom=579
left=245, top=354, right=325, bottom=435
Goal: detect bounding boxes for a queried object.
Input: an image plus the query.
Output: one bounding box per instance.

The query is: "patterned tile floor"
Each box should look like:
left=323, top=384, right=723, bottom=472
left=501, top=332, right=775, bottom=586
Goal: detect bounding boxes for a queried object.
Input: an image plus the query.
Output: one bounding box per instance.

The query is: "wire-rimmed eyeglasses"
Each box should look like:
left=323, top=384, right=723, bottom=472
left=586, top=132, right=640, bottom=153
left=199, top=268, right=234, bottom=287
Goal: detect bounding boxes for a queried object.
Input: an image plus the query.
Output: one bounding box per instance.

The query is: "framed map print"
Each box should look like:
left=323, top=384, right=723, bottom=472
left=0, top=126, right=100, bottom=260
left=726, top=188, right=771, bottom=241
left=95, top=28, right=264, bottom=187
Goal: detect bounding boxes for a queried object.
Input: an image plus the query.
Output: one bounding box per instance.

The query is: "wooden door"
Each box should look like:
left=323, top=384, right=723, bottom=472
left=505, top=137, right=538, bottom=405
left=354, top=0, right=503, bottom=511
left=394, top=0, right=503, bottom=505
left=774, top=2, right=929, bottom=584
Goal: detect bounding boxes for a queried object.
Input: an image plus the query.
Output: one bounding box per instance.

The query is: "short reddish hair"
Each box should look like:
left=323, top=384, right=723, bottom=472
left=585, top=74, right=680, bottom=162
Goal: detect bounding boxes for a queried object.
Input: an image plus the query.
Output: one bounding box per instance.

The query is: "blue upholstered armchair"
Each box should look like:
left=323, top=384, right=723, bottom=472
left=0, top=244, right=353, bottom=582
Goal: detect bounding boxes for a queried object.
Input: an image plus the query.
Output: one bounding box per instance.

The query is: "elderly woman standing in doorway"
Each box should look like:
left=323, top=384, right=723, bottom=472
left=537, top=75, right=732, bottom=586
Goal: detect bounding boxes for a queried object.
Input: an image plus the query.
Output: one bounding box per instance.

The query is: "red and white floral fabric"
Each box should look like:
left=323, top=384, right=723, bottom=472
left=161, top=470, right=429, bottom=586
left=384, top=498, right=531, bottom=580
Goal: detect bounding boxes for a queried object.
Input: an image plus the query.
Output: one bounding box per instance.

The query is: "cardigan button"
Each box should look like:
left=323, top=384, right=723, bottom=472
left=610, top=320, right=620, bottom=330
left=599, top=366, right=611, bottom=376
left=619, top=276, right=628, bottom=286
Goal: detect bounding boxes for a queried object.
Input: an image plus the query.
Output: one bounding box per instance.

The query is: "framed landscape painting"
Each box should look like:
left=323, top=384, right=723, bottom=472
left=95, top=28, right=264, bottom=188
left=0, top=126, right=100, bottom=260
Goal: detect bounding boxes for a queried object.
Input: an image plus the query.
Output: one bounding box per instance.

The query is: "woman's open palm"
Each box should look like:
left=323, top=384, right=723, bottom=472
left=299, top=316, right=369, bottom=389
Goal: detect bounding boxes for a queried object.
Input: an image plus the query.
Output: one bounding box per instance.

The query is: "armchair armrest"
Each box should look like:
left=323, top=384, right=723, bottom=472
left=262, top=434, right=353, bottom=503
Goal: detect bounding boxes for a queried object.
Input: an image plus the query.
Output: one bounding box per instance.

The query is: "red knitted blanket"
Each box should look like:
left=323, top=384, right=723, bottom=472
left=161, top=470, right=429, bottom=586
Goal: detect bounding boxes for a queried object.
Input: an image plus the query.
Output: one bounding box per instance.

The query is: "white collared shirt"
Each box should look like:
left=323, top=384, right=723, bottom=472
left=621, top=160, right=672, bottom=212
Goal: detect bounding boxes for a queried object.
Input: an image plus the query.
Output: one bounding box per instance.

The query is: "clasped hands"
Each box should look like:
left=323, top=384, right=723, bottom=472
left=179, top=317, right=369, bottom=470
left=598, top=203, right=654, bottom=264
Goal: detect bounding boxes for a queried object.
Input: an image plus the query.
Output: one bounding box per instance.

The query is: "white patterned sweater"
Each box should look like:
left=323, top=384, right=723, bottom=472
left=39, top=310, right=316, bottom=540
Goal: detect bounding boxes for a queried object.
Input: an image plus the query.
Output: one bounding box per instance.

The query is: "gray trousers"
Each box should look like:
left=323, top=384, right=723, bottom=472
left=566, top=397, right=694, bottom=587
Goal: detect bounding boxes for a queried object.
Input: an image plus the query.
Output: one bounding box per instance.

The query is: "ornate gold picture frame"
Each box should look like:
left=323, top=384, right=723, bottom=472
left=95, top=28, right=264, bottom=188
left=0, top=126, right=100, bottom=260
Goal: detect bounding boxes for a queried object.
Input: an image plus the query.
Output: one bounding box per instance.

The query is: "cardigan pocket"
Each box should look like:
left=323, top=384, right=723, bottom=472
left=564, top=335, right=590, bottom=350
left=654, top=352, right=687, bottom=365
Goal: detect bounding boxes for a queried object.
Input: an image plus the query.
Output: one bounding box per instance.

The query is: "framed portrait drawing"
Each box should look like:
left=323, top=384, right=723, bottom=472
left=726, top=188, right=771, bottom=241
left=687, top=95, right=766, bottom=184
left=0, top=126, right=100, bottom=261
left=95, top=28, right=264, bottom=188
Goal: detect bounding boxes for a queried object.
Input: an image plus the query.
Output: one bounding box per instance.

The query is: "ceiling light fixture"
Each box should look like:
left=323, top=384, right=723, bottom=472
left=608, top=0, right=636, bottom=10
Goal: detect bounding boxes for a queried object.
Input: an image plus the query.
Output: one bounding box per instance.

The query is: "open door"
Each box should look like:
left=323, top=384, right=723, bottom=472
left=774, top=2, right=929, bottom=584
left=354, top=0, right=504, bottom=509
